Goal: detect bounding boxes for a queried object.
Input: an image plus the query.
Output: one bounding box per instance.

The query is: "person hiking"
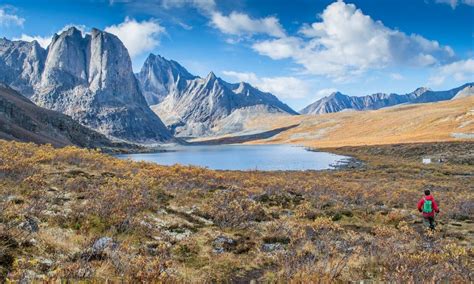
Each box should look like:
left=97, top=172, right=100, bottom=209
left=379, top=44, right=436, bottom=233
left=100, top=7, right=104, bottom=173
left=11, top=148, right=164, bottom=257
left=417, top=189, right=440, bottom=230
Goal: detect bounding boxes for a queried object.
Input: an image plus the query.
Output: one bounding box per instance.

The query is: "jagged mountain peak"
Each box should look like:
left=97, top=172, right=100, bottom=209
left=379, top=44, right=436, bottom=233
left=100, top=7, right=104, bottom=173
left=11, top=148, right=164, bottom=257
left=327, top=91, right=345, bottom=98
left=205, top=71, right=217, bottom=82
left=412, top=87, right=431, bottom=95
left=137, top=53, right=196, bottom=105
left=0, top=28, right=173, bottom=143
left=139, top=54, right=297, bottom=137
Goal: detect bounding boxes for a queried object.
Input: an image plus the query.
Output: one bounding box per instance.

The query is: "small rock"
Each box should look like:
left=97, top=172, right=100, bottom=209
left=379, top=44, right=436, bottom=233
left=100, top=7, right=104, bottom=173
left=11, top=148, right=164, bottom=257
left=212, top=236, right=236, bottom=254
left=19, top=216, right=39, bottom=233
left=261, top=243, right=284, bottom=252
left=7, top=195, right=24, bottom=204
left=38, top=257, right=53, bottom=272
left=92, top=237, right=117, bottom=253
left=48, top=186, right=59, bottom=192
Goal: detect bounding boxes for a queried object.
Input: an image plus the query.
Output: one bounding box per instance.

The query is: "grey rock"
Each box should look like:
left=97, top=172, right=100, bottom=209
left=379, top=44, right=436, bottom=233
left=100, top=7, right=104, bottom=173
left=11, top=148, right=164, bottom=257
left=0, top=28, right=173, bottom=143
left=92, top=237, right=117, bottom=253
left=0, top=38, right=46, bottom=97
left=19, top=216, right=39, bottom=233
left=212, top=236, right=237, bottom=254
left=138, top=55, right=298, bottom=137
left=136, top=53, right=197, bottom=105
left=0, top=84, right=122, bottom=148
left=261, top=243, right=284, bottom=252
left=301, top=83, right=473, bottom=114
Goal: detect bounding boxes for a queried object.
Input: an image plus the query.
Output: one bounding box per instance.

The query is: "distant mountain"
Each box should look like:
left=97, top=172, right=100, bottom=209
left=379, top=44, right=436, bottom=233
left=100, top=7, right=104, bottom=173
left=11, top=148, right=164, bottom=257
left=451, top=85, right=473, bottom=100
left=136, top=54, right=197, bottom=105
left=301, top=83, right=474, bottom=114
left=0, top=84, right=120, bottom=148
left=0, top=27, right=173, bottom=143
left=137, top=54, right=297, bottom=137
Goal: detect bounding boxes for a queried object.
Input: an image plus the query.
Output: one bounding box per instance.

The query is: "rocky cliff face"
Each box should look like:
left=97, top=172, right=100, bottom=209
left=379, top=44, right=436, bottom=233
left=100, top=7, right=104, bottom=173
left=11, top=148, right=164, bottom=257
left=152, top=72, right=298, bottom=137
left=0, top=28, right=173, bottom=143
left=0, top=39, right=46, bottom=97
left=0, top=84, right=121, bottom=148
left=301, top=83, right=474, bottom=115
left=136, top=54, right=197, bottom=105
left=137, top=54, right=297, bottom=137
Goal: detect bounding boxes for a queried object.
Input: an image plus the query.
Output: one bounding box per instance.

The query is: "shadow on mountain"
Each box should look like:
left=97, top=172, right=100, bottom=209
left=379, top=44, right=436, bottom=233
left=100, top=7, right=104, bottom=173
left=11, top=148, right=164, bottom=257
left=187, top=124, right=299, bottom=145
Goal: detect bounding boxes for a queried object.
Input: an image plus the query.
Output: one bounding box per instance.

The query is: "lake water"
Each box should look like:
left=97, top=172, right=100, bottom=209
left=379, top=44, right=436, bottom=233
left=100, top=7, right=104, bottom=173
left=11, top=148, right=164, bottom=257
left=116, top=144, right=350, bottom=171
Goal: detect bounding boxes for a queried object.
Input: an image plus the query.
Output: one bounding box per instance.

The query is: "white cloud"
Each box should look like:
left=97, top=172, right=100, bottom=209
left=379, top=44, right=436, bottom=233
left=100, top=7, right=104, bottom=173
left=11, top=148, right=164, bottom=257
left=211, top=12, right=285, bottom=38
left=223, top=71, right=310, bottom=99
left=429, top=59, right=474, bottom=85
left=0, top=8, right=25, bottom=27
left=14, top=34, right=51, bottom=48
left=435, top=0, right=474, bottom=9
left=105, top=17, right=165, bottom=58
left=252, top=1, right=455, bottom=81
left=390, top=73, right=404, bottom=80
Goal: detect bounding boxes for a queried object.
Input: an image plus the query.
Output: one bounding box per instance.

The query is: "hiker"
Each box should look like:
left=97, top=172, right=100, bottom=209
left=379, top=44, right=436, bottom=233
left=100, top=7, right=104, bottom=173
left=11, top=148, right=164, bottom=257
left=417, top=190, right=440, bottom=230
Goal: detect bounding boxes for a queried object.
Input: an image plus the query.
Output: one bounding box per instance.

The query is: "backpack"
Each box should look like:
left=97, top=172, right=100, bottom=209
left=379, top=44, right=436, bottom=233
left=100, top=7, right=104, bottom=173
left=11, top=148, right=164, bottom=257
left=423, top=198, right=433, bottom=213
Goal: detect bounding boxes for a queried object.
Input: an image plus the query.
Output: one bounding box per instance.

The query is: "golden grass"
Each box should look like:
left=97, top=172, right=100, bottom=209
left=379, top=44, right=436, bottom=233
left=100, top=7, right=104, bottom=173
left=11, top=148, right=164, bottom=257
left=0, top=140, right=472, bottom=282
left=245, top=97, right=474, bottom=148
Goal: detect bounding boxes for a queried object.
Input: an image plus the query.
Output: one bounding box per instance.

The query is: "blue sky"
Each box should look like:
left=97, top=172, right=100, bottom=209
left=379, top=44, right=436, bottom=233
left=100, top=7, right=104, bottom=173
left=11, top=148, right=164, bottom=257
left=0, top=0, right=473, bottom=110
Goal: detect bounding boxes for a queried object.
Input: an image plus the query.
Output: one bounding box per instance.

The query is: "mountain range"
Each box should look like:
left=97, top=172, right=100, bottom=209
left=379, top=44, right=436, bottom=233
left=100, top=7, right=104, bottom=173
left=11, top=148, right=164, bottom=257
left=0, top=25, right=472, bottom=144
left=137, top=54, right=297, bottom=137
left=301, top=83, right=473, bottom=114
left=0, top=27, right=297, bottom=141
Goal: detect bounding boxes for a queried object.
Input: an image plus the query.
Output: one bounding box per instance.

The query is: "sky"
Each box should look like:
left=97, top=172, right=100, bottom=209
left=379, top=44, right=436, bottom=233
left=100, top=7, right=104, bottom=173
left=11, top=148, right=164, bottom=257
left=0, top=0, right=473, bottom=110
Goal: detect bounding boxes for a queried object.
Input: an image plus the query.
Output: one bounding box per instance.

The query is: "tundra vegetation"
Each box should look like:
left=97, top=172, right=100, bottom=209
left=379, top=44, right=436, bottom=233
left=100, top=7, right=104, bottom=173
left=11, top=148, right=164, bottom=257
left=0, top=140, right=472, bottom=282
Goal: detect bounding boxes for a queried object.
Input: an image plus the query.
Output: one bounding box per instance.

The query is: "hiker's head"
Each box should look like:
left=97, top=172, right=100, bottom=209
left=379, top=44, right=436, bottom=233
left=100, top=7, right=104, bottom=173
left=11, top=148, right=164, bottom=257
left=424, top=189, right=431, bottom=196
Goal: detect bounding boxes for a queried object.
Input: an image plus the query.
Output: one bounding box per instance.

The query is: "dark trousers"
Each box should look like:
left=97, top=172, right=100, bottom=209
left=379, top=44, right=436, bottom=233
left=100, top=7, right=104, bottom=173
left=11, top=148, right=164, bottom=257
left=423, top=216, right=435, bottom=230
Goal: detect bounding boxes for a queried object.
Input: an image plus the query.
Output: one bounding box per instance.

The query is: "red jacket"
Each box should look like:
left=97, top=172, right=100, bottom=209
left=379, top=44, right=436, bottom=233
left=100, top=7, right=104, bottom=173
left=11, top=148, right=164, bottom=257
left=417, top=195, right=439, bottom=217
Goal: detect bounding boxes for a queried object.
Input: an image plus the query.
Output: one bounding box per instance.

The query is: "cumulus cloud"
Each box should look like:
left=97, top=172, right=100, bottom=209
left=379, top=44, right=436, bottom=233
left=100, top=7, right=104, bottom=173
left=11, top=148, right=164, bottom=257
left=223, top=70, right=311, bottom=99
left=105, top=17, right=165, bottom=58
left=435, top=0, right=474, bottom=9
left=0, top=7, right=25, bottom=27
left=211, top=12, right=285, bottom=37
left=252, top=1, right=455, bottom=81
left=429, top=59, right=474, bottom=85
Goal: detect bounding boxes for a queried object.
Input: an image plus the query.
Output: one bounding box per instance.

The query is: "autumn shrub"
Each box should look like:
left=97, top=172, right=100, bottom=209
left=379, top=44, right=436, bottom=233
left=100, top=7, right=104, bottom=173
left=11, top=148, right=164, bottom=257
left=200, top=190, right=268, bottom=228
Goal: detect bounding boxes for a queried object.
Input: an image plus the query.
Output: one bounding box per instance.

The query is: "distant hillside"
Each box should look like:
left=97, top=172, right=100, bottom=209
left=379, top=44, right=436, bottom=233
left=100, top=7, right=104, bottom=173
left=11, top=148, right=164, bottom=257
left=227, top=96, right=474, bottom=148
left=0, top=84, right=123, bottom=148
left=301, top=83, right=473, bottom=114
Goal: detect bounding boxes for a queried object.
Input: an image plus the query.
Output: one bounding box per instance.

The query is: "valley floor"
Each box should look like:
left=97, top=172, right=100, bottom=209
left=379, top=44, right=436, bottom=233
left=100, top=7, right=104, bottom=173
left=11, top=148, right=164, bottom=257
left=0, top=140, right=473, bottom=282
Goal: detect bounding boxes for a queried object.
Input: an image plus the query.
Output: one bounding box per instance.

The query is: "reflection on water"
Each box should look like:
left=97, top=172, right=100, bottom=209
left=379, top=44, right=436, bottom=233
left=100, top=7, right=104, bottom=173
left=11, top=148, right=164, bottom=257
left=116, top=144, right=350, bottom=171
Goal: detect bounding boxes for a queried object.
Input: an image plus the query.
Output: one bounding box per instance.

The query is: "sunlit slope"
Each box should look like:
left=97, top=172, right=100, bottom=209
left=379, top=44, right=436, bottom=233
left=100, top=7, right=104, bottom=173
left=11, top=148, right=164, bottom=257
left=245, top=97, right=474, bottom=148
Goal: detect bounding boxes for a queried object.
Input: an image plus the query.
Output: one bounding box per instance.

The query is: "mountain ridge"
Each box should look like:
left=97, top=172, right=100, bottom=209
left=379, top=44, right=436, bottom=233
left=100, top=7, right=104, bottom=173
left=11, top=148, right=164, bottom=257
left=0, top=27, right=173, bottom=143
left=137, top=53, right=297, bottom=137
left=301, top=83, right=473, bottom=114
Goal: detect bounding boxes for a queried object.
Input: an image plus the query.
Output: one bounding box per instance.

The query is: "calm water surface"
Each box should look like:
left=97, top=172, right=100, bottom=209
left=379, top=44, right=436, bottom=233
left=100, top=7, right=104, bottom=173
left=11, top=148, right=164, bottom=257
left=116, top=145, right=350, bottom=171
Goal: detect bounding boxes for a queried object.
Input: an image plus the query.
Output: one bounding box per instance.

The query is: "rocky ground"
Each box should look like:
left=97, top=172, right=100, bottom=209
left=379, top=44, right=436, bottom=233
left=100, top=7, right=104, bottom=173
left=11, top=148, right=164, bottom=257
left=0, top=140, right=472, bottom=282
